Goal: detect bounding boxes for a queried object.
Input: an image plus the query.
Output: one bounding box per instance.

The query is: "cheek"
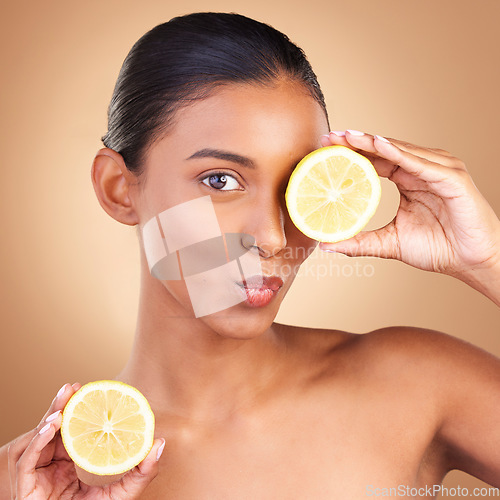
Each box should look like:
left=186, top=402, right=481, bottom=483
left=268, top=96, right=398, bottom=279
left=271, top=222, right=317, bottom=283
left=161, top=280, right=192, bottom=307
left=284, top=219, right=318, bottom=264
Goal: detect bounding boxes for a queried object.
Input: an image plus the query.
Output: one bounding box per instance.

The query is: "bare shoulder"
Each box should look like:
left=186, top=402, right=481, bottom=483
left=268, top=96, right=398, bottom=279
left=357, top=329, right=500, bottom=485
left=357, top=325, right=500, bottom=380
left=273, top=321, right=355, bottom=354
left=275, top=320, right=478, bottom=358
left=275, top=323, right=500, bottom=483
left=275, top=322, right=500, bottom=388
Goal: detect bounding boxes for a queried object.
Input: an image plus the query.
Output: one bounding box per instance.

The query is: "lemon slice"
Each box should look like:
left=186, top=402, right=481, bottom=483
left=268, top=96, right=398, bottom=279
left=61, top=380, right=155, bottom=476
left=286, top=145, right=381, bottom=242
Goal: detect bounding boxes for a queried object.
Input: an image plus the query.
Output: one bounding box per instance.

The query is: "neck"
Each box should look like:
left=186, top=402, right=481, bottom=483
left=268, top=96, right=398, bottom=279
left=117, top=264, right=288, bottom=423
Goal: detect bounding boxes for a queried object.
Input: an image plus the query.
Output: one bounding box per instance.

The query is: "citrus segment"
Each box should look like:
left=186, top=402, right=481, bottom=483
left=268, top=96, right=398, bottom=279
left=286, top=146, right=381, bottom=242
left=61, top=380, right=155, bottom=476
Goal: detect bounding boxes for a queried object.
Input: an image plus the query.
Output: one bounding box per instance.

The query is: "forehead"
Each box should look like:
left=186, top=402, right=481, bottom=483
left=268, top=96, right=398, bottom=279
left=145, top=80, right=329, bottom=170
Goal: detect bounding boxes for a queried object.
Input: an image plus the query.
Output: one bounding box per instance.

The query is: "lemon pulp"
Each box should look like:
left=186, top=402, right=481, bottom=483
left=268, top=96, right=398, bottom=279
left=286, top=146, right=381, bottom=242
left=61, top=380, right=155, bottom=476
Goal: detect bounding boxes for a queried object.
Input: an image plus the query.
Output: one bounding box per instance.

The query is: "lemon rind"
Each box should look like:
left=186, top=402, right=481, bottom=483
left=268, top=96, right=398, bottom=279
left=61, top=380, right=155, bottom=476
left=286, top=146, right=382, bottom=243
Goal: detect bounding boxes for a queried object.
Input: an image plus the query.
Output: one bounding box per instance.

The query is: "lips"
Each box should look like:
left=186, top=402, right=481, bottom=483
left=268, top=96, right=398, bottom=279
left=238, top=275, right=284, bottom=307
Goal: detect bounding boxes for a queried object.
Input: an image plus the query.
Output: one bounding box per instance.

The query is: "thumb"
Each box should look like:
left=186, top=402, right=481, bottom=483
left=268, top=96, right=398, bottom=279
left=110, top=438, right=165, bottom=498
left=319, top=224, right=399, bottom=260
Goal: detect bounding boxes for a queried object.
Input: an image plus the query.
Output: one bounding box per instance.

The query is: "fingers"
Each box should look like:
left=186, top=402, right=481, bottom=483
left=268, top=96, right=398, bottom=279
left=41, top=382, right=81, bottom=424
left=320, top=223, right=399, bottom=260
left=15, top=414, right=62, bottom=498
left=322, top=130, right=463, bottom=186
left=387, top=141, right=460, bottom=167
left=8, top=432, right=34, bottom=496
left=8, top=382, right=80, bottom=493
left=111, top=438, right=165, bottom=498
left=324, top=130, right=459, bottom=165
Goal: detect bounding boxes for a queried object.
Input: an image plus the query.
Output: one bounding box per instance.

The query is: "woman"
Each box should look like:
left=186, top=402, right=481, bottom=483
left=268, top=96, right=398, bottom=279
left=2, top=12, right=500, bottom=498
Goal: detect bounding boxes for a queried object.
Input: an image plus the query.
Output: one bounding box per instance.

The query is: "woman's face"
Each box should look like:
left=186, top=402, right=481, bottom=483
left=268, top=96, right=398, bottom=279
left=134, top=79, right=329, bottom=338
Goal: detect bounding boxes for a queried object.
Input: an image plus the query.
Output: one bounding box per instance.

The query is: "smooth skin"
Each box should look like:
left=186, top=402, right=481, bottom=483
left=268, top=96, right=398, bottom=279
left=1, top=80, right=500, bottom=498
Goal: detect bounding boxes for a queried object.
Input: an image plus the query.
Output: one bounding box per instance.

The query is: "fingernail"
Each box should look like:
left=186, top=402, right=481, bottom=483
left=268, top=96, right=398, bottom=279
left=320, top=244, right=345, bottom=253
left=346, top=129, right=364, bottom=136
left=321, top=247, right=344, bottom=253
left=39, top=423, right=51, bottom=435
left=375, top=135, right=390, bottom=143
left=321, top=134, right=331, bottom=140
left=156, top=439, right=165, bottom=461
left=46, top=410, right=61, bottom=423
left=330, top=131, right=345, bottom=137
left=56, top=384, right=68, bottom=398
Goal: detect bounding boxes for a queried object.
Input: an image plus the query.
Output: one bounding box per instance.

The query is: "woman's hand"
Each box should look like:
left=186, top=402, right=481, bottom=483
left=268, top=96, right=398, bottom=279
left=8, top=383, right=165, bottom=499
left=320, top=131, right=500, bottom=305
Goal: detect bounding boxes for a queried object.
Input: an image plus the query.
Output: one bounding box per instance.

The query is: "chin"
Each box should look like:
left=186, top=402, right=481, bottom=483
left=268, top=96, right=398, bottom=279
left=157, top=268, right=294, bottom=339
left=197, top=300, right=282, bottom=340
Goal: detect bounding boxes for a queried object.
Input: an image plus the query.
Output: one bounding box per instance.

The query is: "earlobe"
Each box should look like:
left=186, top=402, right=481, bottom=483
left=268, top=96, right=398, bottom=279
left=91, top=148, right=140, bottom=226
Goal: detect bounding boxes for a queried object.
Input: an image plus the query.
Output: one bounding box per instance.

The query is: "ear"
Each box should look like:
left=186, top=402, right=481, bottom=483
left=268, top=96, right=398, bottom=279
left=91, top=148, right=140, bottom=226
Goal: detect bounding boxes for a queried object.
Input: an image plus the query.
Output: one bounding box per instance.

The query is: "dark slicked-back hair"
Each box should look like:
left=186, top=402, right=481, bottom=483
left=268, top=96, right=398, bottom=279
left=102, top=12, right=328, bottom=174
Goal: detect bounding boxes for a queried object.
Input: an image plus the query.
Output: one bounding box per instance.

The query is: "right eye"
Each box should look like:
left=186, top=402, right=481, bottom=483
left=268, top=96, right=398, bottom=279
left=201, top=172, right=242, bottom=191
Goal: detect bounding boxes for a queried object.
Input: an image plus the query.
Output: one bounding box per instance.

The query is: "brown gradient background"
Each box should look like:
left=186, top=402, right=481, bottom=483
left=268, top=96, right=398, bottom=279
left=1, top=0, right=499, bottom=493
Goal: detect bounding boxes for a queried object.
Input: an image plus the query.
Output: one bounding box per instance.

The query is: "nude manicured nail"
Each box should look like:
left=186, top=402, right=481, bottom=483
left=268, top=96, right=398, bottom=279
left=346, top=129, right=364, bottom=136
left=375, top=135, right=390, bottom=143
left=39, top=423, right=51, bottom=434
left=330, top=130, right=345, bottom=137
left=56, top=384, right=68, bottom=398
left=46, top=410, right=61, bottom=422
left=156, top=439, right=166, bottom=461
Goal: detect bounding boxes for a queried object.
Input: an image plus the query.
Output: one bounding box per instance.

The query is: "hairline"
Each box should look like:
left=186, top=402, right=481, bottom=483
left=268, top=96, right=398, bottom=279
left=130, top=76, right=328, bottom=181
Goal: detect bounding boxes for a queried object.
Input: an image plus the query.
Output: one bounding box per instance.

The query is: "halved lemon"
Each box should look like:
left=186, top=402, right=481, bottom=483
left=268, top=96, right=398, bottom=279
left=286, top=146, right=381, bottom=242
left=61, top=380, right=155, bottom=476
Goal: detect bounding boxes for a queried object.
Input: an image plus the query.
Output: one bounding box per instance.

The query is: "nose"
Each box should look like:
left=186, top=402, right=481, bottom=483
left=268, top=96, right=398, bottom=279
left=244, top=196, right=287, bottom=259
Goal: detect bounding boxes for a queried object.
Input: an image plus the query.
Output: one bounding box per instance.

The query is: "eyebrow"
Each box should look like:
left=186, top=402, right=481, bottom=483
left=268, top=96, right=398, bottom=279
left=186, top=148, right=255, bottom=169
